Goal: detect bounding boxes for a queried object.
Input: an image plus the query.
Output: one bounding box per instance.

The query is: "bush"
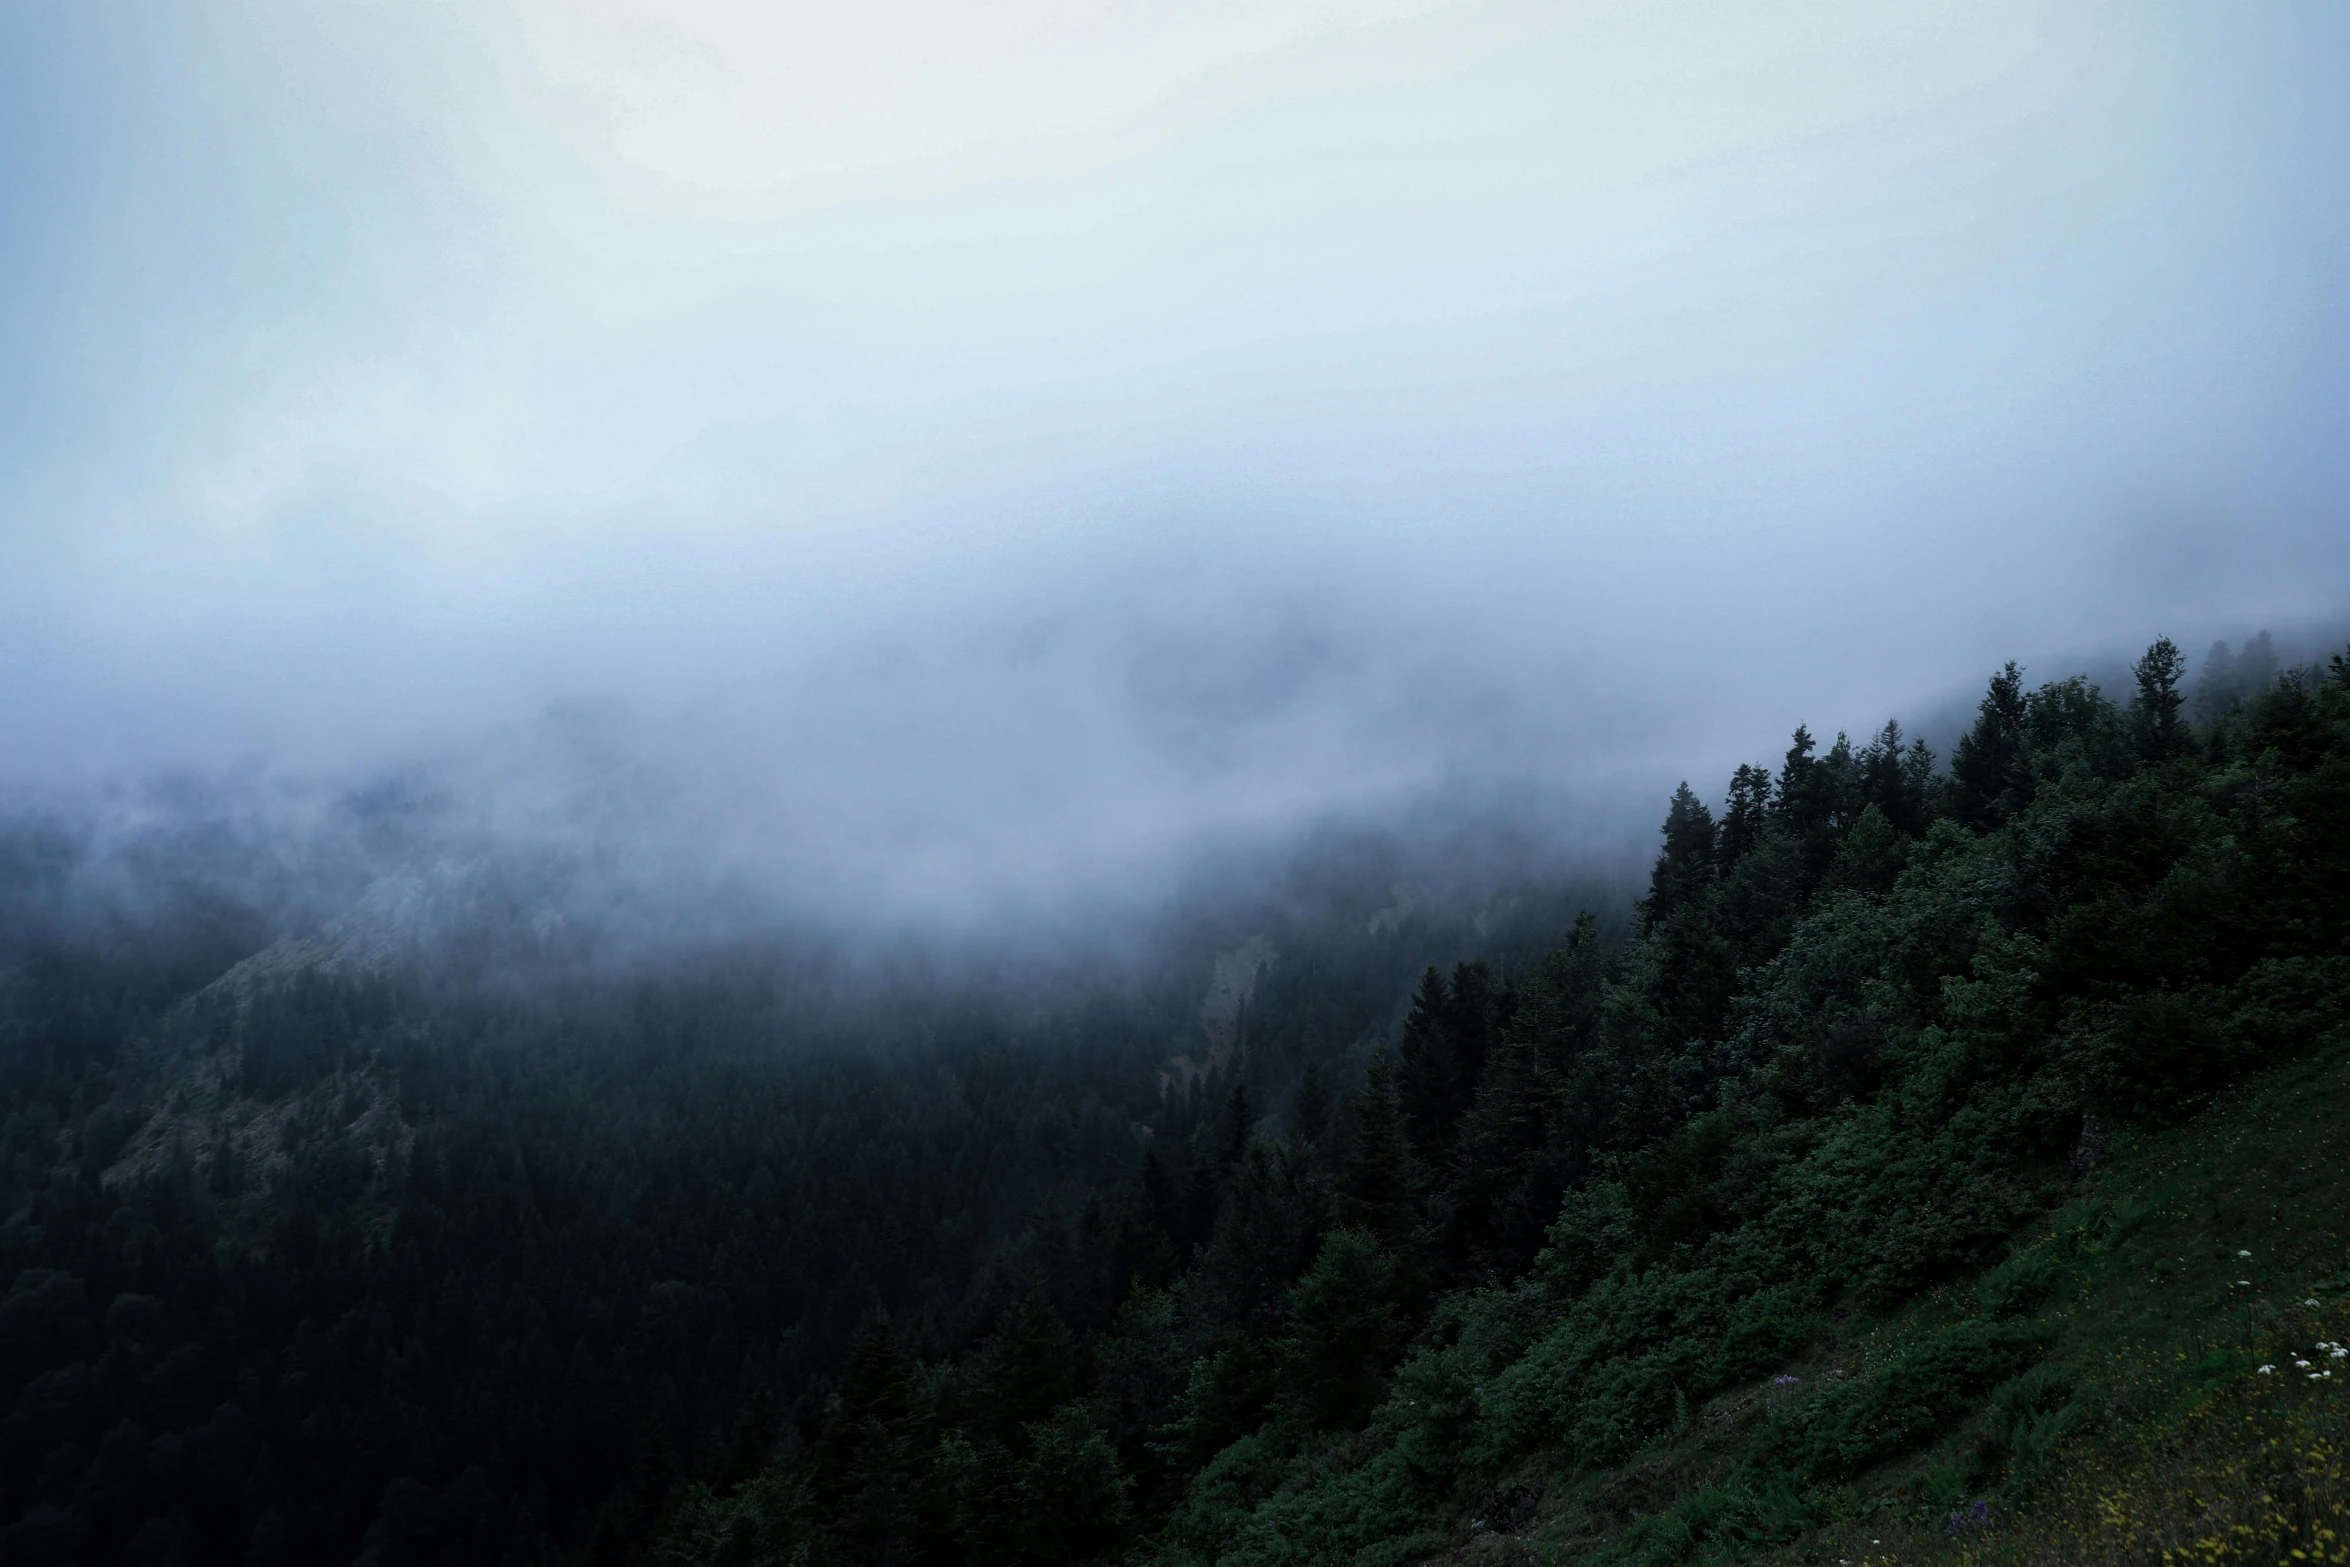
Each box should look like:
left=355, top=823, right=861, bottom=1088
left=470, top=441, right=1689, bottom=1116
left=1752, top=1321, right=2049, bottom=1485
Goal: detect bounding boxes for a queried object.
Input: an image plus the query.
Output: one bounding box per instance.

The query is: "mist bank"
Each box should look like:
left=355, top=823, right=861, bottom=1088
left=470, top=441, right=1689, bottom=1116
left=6, top=611, right=2340, bottom=993
left=7, top=4, right=2349, bottom=922
left=0, top=746, right=1642, bottom=1029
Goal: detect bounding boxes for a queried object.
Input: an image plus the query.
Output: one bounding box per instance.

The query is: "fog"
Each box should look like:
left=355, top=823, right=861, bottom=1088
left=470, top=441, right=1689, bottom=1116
left=3, top=1, right=2346, bottom=936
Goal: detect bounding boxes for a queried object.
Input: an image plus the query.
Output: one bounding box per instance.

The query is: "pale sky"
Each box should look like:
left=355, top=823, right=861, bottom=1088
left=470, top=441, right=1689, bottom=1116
left=3, top=2, right=2345, bottom=923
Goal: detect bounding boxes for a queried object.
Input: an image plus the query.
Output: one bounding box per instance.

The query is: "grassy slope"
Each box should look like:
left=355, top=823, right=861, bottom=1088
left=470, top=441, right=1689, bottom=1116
left=1498, top=1035, right=2350, bottom=1566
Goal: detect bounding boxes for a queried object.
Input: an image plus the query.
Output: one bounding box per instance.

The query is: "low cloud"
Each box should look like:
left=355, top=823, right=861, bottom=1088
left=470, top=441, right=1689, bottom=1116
left=2, top=1, right=2345, bottom=941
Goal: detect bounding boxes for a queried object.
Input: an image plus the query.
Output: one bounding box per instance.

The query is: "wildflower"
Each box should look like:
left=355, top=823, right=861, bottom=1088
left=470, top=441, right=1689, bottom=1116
left=1772, top=1374, right=1802, bottom=1386
left=2309, top=1298, right=2324, bottom=1307
left=2296, top=1359, right=2314, bottom=1369
left=2238, top=1280, right=2253, bottom=1287
left=2258, top=1364, right=2276, bottom=1374
left=2239, top=1250, right=2253, bottom=1258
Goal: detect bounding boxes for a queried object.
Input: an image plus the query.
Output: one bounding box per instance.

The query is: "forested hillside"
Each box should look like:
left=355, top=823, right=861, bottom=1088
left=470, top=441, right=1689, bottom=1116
left=0, top=814, right=1582, bottom=1565
left=646, top=637, right=2350, bottom=1565
left=3, top=635, right=2346, bottom=1566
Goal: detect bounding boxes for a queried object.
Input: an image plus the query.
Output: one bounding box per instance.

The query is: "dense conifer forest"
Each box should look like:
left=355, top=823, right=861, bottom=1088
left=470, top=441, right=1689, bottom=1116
left=4, top=635, right=2348, bottom=1565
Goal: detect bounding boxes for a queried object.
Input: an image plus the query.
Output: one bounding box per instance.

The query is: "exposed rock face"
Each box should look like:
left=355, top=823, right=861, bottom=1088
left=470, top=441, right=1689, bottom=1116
left=202, top=860, right=491, bottom=1003
left=94, top=871, right=451, bottom=1226
left=1161, top=934, right=1275, bottom=1097
left=1366, top=888, right=1414, bottom=936
left=103, top=1039, right=411, bottom=1251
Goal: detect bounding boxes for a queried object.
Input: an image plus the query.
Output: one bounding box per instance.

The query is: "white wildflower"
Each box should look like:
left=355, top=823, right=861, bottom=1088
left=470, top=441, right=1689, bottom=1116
left=2258, top=1364, right=2275, bottom=1374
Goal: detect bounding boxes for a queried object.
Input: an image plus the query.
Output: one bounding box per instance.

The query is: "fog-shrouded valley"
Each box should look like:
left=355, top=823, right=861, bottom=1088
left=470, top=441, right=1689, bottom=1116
left=6, top=4, right=2350, bottom=1565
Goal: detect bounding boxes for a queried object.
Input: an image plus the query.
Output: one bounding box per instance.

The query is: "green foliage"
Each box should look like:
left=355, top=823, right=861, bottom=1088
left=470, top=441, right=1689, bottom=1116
left=1984, top=1364, right=2081, bottom=1492
left=1277, top=1228, right=1401, bottom=1428
left=1750, top=1321, right=2050, bottom=1485
left=1602, top=1480, right=1818, bottom=1566
left=1042, top=639, right=2350, bottom=1567
left=7, top=634, right=2347, bottom=1566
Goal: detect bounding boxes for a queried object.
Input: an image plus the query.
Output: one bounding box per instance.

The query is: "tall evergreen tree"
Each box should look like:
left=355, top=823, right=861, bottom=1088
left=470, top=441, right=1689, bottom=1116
left=2195, top=639, right=2238, bottom=721
left=1291, top=1060, right=1332, bottom=1146
left=1196, top=1139, right=1324, bottom=1324
left=1277, top=1229, right=1401, bottom=1429
left=967, top=1284, right=1078, bottom=1448
left=1772, top=725, right=1826, bottom=831
left=1336, top=1055, right=1420, bottom=1247
left=1949, top=661, right=2029, bottom=828
left=1716, top=763, right=1773, bottom=872
left=1396, top=967, right=1458, bottom=1161
left=2237, top=629, right=2280, bottom=696
left=1819, top=730, right=1859, bottom=829
left=2131, top=636, right=2189, bottom=760
left=1900, top=735, right=1940, bottom=822
left=811, top=1312, right=922, bottom=1564
left=1217, top=1081, right=1257, bottom=1172
left=1857, top=720, right=1909, bottom=832
left=1639, top=783, right=1717, bottom=931
left=1110, top=1147, right=1184, bottom=1294
left=1188, top=1082, right=1258, bottom=1236
left=1449, top=1029, right=1560, bottom=1273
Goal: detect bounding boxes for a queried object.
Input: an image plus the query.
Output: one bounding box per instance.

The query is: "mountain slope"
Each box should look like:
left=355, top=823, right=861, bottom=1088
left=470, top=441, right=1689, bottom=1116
left=1523, top=1017, right=2350, bottom=1565
left=649, top=638, right=2350, bottom=1567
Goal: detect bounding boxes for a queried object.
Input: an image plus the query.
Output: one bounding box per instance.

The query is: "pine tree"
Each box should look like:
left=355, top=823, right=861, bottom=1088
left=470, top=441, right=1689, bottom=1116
left=1137, top=1142, right=1187, bottom=1256
left=1773, top=725, right=1825, bottom=830
left=1109, top=1160, right=1182, bottom=1297
left=1449, top=1029, right=1559, bottom=1272
left=1337, top=1055, right=1421, bottom=1246
left=1278, top=1228, right=1401, bottom=1428
left=1013, top=1404, right=1131, bottom=1559
left=2238, top=630, right=2279, bottom=695
left=1819, top=730, right=1859, bottom=830
left=968, top=1283, right=1079, bottom=1450
left=1639, top=783, right=1717, bottom=932
left=812, top=1312, right=922, bottom=1563
left=1950, top=662, right=2029, bottom=828
left=2131, top=636, right=2189, bottom=760
left=1717, top=763, right=1773, bottom=872
left=2196, top=639, right=2239, bottom=721
left=1188, top=1082, right=1257, bottom=1236
left=1857, top=720, right=1910, bottom=831
left=1196, top=1139, right=1325, bottom=1322
left=1396, top=967, right=1458, bottom=1161
left=1291, top=1060, right=1332, bottom=1145
left=1217, top=1082, right=1256, bottom=1173
left=1900, top=736, right=1939, bottom=822
left=1448, top=961, right=1501, bottom=1086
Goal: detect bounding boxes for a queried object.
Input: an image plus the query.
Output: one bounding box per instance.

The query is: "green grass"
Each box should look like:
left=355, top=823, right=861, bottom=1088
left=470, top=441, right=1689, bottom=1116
left=1503, top=1037, right=2350, bottom=1565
